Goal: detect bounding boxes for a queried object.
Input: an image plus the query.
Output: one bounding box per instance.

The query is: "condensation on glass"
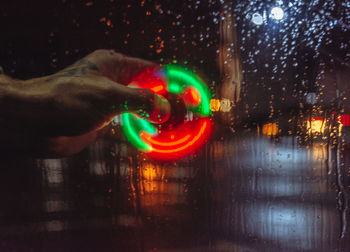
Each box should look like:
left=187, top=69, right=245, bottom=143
left=0, top=0, right=349, bottom=251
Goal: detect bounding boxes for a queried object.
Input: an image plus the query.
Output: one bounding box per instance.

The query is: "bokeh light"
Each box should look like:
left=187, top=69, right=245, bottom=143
left=270, top=7, right=284, bottom=21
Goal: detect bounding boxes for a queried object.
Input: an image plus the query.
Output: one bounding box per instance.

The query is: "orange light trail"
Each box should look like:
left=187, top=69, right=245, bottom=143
left=150, top=85, right=164, bottom=93
left=190, top=88, right=200, bottom=103
left=151, top=121, right=207, bottom=153
left=141, top=133, right=191, bottom=146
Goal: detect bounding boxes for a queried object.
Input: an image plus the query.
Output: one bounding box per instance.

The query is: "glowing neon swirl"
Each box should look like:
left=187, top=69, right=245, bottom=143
left=121, top=65, right=213, bottom=161
left=151, top=121, right=208, bottom=154
left=141, top=133, right=191, bottom=147
left=164, top=65, right=211, bottom=116
left=121, top=113, right=155, bottom=151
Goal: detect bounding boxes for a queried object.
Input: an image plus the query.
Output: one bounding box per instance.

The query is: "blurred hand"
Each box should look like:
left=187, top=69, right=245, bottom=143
left=0, top=49, right=170, bottom=157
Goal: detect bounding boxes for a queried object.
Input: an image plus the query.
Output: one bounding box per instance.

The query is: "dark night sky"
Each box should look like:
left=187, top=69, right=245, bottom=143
left=0, top=0, right=348, bottom=121
left=0, top=0, right=220, bottom=80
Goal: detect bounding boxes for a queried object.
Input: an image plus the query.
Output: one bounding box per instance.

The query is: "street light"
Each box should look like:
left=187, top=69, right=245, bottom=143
left=252, top=13, right=264, bottom=25
left=270, top=7, right=284, bottom=21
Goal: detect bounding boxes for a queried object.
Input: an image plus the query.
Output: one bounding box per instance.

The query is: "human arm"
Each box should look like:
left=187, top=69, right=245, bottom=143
left=0, top=50, right=170, bottom=157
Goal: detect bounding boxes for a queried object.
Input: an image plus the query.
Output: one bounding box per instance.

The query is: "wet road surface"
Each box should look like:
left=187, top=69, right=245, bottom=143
left=0, top=128, right=349, bottom=251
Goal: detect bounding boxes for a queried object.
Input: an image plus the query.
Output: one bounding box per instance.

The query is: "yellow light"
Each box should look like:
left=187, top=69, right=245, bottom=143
left=210, top=99, right=221, bottom=112
left=262, top=123, right=278, bottom=136
left=307, top=118, right=325, bottom=134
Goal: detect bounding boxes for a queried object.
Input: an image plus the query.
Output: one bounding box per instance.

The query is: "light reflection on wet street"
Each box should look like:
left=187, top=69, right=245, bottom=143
left=0, top=128, right=349, bottom=252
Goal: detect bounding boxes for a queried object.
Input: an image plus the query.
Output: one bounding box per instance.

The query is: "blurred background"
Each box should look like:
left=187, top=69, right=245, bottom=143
left=0, top=0, right=349, bottom=251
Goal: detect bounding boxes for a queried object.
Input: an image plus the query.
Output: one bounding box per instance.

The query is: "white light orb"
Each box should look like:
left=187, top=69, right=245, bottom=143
left=270, top=7, right=284, bottom=20
left=252, top=13, right=263, bottom=25
left=220, top=99, right=232, bottom=112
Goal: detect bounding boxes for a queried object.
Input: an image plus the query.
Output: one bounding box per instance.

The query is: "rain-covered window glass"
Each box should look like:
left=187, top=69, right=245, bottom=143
left=0, top=0, right=349, bottom=251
